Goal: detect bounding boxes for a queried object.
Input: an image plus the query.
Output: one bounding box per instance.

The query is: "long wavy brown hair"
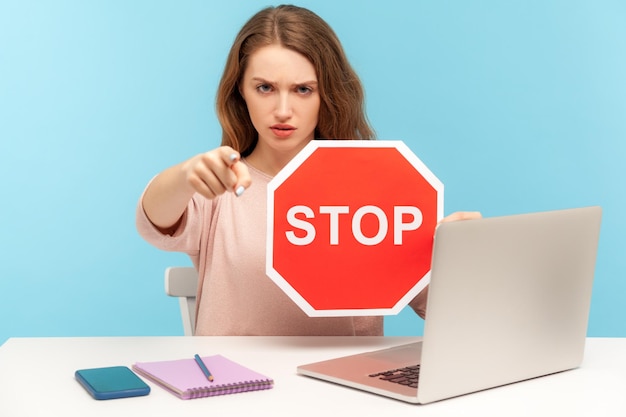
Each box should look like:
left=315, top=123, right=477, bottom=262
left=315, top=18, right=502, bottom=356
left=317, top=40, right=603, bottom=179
left=216, top=5, right=374, bottom=156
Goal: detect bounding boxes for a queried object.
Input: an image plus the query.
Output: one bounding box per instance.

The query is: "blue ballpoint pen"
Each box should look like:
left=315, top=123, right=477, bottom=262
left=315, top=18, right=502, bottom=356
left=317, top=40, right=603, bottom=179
left=194, top=354, right=214, bottom=382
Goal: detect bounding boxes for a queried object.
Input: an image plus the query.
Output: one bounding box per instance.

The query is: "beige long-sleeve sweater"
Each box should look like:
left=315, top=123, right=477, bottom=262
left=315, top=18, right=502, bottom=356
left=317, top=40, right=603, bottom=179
left=136, top=161, right=426, bottom=336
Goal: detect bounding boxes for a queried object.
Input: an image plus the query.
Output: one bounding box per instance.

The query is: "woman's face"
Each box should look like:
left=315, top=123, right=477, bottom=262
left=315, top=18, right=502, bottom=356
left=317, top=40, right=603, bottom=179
left=240, top=44, right=320, bottom=162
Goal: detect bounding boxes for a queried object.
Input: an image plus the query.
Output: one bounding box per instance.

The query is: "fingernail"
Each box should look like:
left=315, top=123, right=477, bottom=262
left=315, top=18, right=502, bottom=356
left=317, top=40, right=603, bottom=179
left=235, top=185, right=245, bottom=197
left=229, top=153, right=238, bottom=162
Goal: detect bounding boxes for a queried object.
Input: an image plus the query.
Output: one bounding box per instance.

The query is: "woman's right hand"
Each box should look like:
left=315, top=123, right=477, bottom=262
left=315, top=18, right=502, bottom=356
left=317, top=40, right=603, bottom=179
left=142, top=146, right=252, bottom=233
left=181, top=146, right=252, bottom=199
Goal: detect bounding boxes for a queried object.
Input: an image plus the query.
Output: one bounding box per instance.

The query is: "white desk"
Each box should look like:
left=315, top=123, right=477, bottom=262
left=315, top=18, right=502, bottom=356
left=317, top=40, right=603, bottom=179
left=1, top=336, right=625, bottom=416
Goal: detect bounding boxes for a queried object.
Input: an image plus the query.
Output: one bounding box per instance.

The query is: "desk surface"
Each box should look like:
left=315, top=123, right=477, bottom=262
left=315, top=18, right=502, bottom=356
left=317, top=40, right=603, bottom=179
left=1, top=336, right=625, bottom=416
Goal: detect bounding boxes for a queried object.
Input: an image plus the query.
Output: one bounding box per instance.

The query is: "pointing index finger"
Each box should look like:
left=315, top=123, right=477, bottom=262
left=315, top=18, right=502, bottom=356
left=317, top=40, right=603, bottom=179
left=231, top=159, right=252, bottom=197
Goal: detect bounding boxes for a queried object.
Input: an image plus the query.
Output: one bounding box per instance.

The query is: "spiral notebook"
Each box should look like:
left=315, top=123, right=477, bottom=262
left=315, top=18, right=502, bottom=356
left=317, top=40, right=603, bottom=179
left=132, top=355, right=273, bottom=399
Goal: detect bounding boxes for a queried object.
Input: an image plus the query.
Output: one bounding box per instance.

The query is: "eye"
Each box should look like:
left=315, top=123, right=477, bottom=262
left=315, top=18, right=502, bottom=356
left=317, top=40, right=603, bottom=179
left=256, top=83, right=273, bottom=94
left=296, top=85, right=314, bottom=95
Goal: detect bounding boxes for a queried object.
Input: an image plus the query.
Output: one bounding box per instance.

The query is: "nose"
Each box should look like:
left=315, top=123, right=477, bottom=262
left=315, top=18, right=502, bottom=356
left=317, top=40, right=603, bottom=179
left=274, top=92, right=293, bottom=120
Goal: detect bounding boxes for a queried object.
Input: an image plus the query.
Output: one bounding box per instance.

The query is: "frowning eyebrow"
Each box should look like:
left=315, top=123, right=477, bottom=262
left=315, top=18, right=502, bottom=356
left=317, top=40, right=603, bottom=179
left=251, top=77, right=318, bottom=87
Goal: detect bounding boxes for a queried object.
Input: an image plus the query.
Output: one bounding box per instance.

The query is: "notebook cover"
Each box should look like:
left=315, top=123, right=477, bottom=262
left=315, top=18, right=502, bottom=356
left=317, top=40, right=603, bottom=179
left=132, top=355, right=273, bottom=400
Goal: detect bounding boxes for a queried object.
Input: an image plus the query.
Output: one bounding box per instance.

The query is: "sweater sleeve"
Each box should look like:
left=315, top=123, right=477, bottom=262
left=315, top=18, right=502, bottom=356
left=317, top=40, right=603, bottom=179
left=135, top=187, right=207, bottom=256
left=408, top=285, right=428, bottom=319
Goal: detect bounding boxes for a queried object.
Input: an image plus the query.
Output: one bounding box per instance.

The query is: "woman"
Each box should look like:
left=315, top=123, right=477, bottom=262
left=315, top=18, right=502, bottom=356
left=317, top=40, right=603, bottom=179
left=136, top=5, right=479, bottom=336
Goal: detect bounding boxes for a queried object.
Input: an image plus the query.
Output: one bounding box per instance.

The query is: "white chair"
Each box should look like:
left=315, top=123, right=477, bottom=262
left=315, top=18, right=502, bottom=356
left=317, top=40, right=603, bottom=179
left=164, top=267, right=198, bottom=336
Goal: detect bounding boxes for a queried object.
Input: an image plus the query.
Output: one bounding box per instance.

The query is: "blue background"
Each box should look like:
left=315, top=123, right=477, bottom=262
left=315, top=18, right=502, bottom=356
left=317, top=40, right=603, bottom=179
left=1, top=0, right=624, bottom=345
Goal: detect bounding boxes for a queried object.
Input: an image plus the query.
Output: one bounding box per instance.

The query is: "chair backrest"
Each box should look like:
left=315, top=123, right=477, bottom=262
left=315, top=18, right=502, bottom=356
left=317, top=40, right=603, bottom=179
left=164, top=267, right=198, bottom=336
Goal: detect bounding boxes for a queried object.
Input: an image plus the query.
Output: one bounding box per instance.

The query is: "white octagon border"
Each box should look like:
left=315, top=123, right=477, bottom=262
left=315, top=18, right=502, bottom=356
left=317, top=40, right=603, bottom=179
left=266, top=140, right=444, bottom=317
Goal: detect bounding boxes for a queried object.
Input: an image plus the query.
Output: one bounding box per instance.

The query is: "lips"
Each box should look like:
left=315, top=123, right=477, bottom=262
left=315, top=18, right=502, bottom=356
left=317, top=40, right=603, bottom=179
left=271, top=124, right=296, bottom=138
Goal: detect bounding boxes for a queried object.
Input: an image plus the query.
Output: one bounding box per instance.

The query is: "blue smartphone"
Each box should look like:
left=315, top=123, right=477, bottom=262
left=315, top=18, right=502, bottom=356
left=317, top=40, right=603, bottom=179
left=75, top=366, right=150, bottom=400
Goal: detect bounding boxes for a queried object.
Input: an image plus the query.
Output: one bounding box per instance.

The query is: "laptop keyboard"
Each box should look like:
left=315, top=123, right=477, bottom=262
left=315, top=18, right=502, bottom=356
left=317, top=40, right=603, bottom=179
left=368, top=365, right=421, bottom=388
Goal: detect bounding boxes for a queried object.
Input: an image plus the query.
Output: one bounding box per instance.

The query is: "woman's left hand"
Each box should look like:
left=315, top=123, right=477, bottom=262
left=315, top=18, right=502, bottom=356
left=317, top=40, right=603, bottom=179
left=439, top=211, right=482, bottom=224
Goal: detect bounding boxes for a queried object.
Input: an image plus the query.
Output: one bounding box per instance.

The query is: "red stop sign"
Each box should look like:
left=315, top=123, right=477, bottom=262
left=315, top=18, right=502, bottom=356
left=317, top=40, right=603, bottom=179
left=266, top=140, right=443, bottom=316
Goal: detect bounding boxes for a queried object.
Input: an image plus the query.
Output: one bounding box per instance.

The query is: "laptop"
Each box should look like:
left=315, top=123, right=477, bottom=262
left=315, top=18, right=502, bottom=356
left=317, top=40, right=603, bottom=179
left=297, top=206, right=602, bottom=404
